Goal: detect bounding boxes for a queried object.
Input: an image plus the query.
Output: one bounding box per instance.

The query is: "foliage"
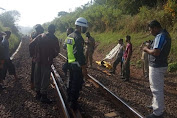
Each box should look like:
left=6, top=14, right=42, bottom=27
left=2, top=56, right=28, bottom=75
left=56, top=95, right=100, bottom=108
left=9, top=33, right=20, bottom=54
left=168, top=62, right=177, bottom=72
left=49, top=0, right=177, bottom=64
left=58, top=11, right=68, bottom=17
left=0, top=10, right=20, bottom=34
left=0, top=10, right=21, bottom=54
left=164, top=0, right=177, bottom=19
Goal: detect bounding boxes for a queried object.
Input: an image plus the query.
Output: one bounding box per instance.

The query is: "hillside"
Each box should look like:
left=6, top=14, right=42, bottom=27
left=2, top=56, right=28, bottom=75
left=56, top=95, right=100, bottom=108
left=47, top=0, right=177, bottom=71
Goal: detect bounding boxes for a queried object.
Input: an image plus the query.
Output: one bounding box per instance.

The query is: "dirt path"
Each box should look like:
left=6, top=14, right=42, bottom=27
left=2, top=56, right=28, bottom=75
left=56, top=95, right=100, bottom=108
left=0, top=39, right=61, bottom=118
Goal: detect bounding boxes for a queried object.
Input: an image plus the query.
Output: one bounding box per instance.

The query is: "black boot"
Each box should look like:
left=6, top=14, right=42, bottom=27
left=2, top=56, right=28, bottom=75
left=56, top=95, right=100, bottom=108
left=35, top=91, right=41, bottom=101
left=40, top=94, right=52, bottom=104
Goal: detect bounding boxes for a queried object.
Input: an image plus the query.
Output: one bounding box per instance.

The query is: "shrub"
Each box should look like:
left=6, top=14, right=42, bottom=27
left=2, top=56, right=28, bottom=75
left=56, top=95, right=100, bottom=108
left=168, top=62, right=177, bottom=72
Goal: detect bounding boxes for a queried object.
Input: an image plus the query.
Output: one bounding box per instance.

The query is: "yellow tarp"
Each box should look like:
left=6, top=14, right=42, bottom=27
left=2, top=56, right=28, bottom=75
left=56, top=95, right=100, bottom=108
left=95, top=61, right=112, bottom=70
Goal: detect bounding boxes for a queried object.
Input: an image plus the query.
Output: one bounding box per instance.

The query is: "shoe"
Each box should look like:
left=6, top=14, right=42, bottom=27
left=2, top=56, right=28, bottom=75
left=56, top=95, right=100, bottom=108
left=40, top=94, right=52, bottom=104
left=14, top=75, right=18, bottom=80
left=35, top=91, right=41, bottom=101
left=147, top=105, right=153, bottom=109
left=145, top=74, right=149, bottom=79
left=109, top=71, right=115, bottom=74
left=123, top=78, right=129, bottom=82
left=69, top=102, right=78, bottom=111
left=146, top=113, right=163, bottom=118
left=120, top=76, right=125, bottom=79
left=30, top=83, right=34, bottom=90
left=0, top=85, right=6, bottom=91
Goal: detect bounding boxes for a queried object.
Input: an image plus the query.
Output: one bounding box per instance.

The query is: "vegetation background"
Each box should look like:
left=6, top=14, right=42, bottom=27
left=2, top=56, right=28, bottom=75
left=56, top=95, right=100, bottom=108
left=0, top=10, right=21, bottom=55
left=1, top=0, right=177, bottom=71
left=48, top=0, right=177, bottom=72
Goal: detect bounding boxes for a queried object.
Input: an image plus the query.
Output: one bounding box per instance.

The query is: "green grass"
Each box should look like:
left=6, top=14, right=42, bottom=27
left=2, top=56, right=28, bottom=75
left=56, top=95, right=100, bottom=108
left=9, top=33, right=20, bottom=54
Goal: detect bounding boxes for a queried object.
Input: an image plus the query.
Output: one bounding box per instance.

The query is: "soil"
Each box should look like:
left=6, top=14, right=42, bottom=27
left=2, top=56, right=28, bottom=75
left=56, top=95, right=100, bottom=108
left=55, top=43, right=177, bottom=118
left=0, top=39, right=61, bottom=118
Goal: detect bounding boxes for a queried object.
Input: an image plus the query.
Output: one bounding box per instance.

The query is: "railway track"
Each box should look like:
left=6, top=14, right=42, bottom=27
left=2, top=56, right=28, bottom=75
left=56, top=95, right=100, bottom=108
left=50, top=65, right=83, bottom=118
left=56, top=53, right=144, bottom=118
left=2, top=38, right=176, bottom=118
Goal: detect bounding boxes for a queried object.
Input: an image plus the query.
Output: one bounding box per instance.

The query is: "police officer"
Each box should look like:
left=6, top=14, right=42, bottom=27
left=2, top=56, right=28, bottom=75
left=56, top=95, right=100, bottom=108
left=66, top=17, right=88, bottom=110
left=62, top=28, right=74, bottom=77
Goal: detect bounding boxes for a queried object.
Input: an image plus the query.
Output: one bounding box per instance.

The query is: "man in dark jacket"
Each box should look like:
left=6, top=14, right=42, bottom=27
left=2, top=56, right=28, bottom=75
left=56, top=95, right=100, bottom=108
left=0, top=32, right=6, bottom=90
left=29, top=24, right=44, bottom=90
left=30, top=24, right=59, bottom=103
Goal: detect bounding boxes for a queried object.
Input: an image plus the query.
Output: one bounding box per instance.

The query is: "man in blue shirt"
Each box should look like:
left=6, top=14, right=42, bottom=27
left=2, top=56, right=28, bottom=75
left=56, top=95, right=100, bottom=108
left=143, top=20, right=171, bottom=118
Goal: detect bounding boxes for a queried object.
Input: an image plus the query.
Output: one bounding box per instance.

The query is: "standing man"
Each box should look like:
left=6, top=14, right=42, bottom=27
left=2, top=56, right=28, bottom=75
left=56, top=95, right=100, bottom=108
left=0, top=32, right=6, bottom=90
left=66, top=17, right=88, bottom=110
left=85, top=32, right=95, bottom=67
left=62, top=28, right=74, bottom=77
left=110, top=39, right=124, bottom=74
left=140, top=40, right=151, bottom=78
left=122, top=35, right=132, bottom=81
left=30, top=24, right=59, bottom=104
left=1, top=31, right=18, bottom=82
left=29, top=24, right=44, bottom=89
left=143, top=20, right=171, bottom=118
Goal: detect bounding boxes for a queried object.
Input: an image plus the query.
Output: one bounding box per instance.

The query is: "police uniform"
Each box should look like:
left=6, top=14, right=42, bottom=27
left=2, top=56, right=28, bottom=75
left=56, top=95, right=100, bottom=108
left=66, top=30, right=85, bottom=109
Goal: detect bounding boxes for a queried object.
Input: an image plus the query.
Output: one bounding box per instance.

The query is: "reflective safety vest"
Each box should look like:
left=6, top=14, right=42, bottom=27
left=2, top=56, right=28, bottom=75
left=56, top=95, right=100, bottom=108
left=66, top=37, right=76, bottom=63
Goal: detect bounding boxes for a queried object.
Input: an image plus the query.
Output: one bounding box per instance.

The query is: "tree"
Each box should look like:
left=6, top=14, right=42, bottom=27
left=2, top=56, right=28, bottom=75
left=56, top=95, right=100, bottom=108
left=58, top=11, right=68, bottom=17
left=0, top=10, right=20, bottom=33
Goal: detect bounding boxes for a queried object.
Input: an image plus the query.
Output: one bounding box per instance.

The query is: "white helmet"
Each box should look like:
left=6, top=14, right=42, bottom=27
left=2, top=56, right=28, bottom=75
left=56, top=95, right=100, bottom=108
left=75, top=17, right=88, bottom=27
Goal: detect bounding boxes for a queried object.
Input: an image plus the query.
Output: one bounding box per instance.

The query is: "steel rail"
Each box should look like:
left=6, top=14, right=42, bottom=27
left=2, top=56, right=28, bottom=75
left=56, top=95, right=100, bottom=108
left=51, top=72, right=70, bottom=118
left=58, top=53, right=145, bottom=118
left=51, top=64, right=83, bottom=118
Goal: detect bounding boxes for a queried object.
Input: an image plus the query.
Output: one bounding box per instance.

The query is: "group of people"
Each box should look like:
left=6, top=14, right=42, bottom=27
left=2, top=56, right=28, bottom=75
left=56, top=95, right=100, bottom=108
left=104, top=35, right=132, bottom=82
left=0, top=16, right=170, bottom=118
left=0, top=31, right=18, bottom=90
left=29, top=24, right=60, bottom=104
left=29, top=18, right=171, bottom=118
left=109, top=20, right=171, bottom=118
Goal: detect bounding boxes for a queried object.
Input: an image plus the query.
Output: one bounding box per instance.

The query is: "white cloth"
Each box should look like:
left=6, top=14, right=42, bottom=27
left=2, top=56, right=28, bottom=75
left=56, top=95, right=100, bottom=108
left=149, top=66, right=167, bottom=116
left=103, top=43, right=122, bottom=60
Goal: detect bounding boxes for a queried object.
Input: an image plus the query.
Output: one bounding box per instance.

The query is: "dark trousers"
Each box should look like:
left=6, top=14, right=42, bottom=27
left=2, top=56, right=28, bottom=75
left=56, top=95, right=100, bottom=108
left=67, top=63, right=84, bottom=105
left=112, top=56, right=123, bottom=74
left=31, top=61, right=35, bottom=84
left=34, top=63, right=51, bottom=94
left=0, top=68, right=3, bottom=82
left=123, top=59, right=130, bottom=79
left=1, top=59, right=16, bottom=80
left=62, top=61, right=68, bottom=76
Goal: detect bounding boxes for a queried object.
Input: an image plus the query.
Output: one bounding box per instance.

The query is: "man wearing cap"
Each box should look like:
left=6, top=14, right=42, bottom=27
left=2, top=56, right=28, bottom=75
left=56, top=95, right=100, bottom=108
left=62, top=27, right=74, bottom=77
left=143, top=20, right=171, bottom=118
left=30, top=24, right=59, bottom=104
left=85, top=32, right=95, bottom=67
left=29, top=24, right=44, bottom=90
left=110, top=39, right=124, bottom=74
left=66, top=17, right=88, bottom=110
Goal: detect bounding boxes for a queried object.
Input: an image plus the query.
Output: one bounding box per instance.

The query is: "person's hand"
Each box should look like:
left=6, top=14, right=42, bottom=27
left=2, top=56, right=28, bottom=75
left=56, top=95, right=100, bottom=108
left=0, top=60, right=4, bottom=69
left=0, top=64, right=3, bottom=69
left=143, top=46, right=148, bottom=52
